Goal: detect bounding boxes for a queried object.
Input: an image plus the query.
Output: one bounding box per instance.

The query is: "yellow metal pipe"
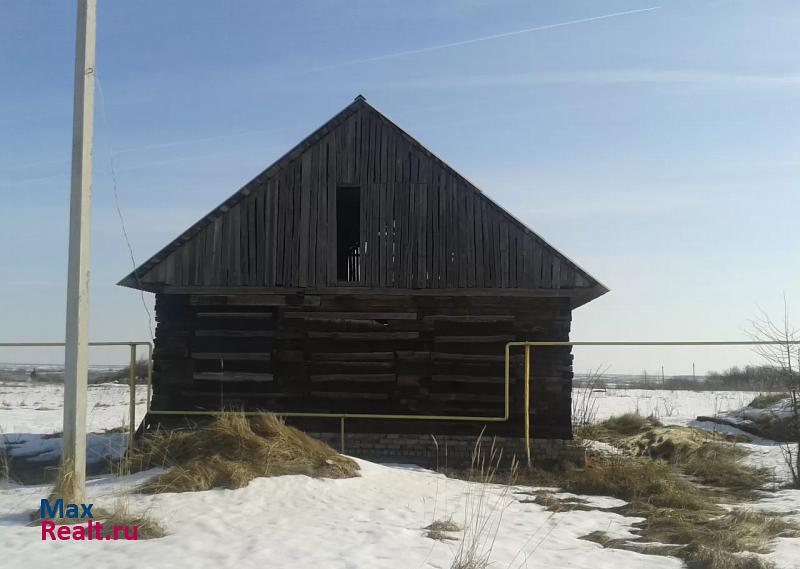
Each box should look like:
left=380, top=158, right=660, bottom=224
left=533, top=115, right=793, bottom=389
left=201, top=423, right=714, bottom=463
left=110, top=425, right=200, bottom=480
left=144, top=408, right=511, bottom=421
left=507, top=340, right=800, bottom=347
left=0, top=341, right=152, bottom=347
left=145, top=343, right=153, bottom=414
left=504, top=342, right=511, bottom=420
left=523, top=344, right=531, bottom=469
left=340, top=417, right=345, bottom=453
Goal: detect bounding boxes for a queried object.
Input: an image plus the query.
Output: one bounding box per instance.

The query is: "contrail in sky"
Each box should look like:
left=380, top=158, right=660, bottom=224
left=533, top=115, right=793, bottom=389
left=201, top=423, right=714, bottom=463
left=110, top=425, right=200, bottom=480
left=311, top=6, right=661, bottom=71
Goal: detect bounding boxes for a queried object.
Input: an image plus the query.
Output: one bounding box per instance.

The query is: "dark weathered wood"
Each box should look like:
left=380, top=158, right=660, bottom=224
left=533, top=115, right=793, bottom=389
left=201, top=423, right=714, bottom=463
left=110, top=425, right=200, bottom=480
left=149, top=293, right=575, bottom=438
left=194, top=371, right=274, bottom=382
left=129, top=98, right=609, bottom=443
left=120, top=99, right=604, bottom=307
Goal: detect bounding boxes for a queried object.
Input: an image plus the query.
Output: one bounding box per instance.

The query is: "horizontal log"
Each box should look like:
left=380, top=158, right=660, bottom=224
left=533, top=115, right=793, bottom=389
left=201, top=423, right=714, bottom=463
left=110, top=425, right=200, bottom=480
left=308, top=332, right=419, bottom=340
left=423, top=315, right=514, bottom=322
left=195, top=330, right=275, bottom=337
left=310, top=361, right=394, bottom=372
left=435, top=335, right=514, bottom=343
left=312, top=352, right=394, bottom=362
left=395, top=351, right=431, bottom=361
left=193, top=372, right=274, bottom=382
left=429, top=393, right=504, bottom=402
left=190, top=294, right=321, bottom=306
left=310, top=373, right=396, bottom=383
left=196, top=312, right=274, bottom=319
left=284, top=312, right=417, bottom=320
left=192, top=352, right=272, bottom=361
left=431, top=375, right=504, bottom=384
left=432, top=352, right=514, bottom=362
left=309, top=391, right=390, bottom=400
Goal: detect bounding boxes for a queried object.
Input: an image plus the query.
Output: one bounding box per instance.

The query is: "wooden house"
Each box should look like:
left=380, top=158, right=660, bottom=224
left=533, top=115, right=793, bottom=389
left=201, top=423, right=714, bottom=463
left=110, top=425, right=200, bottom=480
left=120, top=96, right=607, bottom=465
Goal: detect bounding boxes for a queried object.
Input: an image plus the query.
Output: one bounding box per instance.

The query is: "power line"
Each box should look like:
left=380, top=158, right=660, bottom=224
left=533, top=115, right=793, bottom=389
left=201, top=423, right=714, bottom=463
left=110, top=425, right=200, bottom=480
left=95, top=74, right=155, bottom=343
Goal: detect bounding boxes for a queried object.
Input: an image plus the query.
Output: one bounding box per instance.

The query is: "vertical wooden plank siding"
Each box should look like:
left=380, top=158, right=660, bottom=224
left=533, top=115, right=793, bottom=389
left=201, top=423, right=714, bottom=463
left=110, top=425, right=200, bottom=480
left=135, top=105, right=589, bottom=293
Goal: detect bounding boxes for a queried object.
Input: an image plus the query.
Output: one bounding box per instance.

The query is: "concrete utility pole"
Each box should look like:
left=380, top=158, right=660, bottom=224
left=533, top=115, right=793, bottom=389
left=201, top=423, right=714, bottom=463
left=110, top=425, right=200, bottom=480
left=63, top=0, right=96, bottom=498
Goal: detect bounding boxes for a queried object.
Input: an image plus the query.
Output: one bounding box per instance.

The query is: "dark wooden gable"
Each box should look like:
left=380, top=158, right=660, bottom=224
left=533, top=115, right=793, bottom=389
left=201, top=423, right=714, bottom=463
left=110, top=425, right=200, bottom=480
left=119, top=96, right=607, bottom=306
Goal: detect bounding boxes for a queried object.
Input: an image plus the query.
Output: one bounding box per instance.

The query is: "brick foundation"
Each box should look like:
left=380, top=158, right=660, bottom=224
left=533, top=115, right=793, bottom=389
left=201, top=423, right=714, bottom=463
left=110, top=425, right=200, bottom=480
left=308, top=432, right=585, bottom=470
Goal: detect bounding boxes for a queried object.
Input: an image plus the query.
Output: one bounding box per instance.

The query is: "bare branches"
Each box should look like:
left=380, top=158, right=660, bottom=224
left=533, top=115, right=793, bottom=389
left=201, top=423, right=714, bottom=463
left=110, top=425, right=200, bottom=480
left=748, top=294, right=800, bottom=488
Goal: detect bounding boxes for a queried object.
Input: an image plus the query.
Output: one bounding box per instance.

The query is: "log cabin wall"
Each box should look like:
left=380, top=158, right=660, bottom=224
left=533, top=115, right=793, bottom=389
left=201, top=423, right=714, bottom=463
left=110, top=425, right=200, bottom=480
left=124, top=98, right=608, bottom=446
left=150, top=292, right=573, bottom=439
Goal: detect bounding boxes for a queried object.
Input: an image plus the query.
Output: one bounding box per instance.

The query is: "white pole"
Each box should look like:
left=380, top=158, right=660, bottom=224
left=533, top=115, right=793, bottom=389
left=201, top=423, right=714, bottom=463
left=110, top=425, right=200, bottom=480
left=63, top=0, right=96, bottom=499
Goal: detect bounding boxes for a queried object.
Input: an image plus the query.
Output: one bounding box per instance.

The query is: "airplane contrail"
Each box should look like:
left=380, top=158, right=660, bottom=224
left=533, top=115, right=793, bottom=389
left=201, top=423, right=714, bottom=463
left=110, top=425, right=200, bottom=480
left=311, top=6, right=661, bottom=71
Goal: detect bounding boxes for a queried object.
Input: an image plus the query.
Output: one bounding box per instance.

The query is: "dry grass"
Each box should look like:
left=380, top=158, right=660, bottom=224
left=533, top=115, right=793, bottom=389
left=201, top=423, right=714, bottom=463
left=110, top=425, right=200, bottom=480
left=444, top=416, right=792, bottom=569
left=51, top=458, right=82, bottom=505
left=426, top=519, right=461, bottom=532
left=32, top=499, right=165, bottom=540
left=515, top=490, right=593, bottom=512
left=559, top=452, right=798, bottom=569
left=601, top=413, right=662, bottom=436
left=98, top=504, right=165, bottom=540
left=449, top=435, right=519, bottom=569
left=127, top=413, right=359, bottom=493
left=582, top=530, right=773, bottom=569
left=598, top=422, right=769, bottom=495
left=562, top=453, right=716, bottom=511
left=425, top=519, right=461, bottom=541
left=748, top=393, right=789, bottom=409
left=681, top=443, right=770, bottom=493
left=585, top=509, right=798, bottom=569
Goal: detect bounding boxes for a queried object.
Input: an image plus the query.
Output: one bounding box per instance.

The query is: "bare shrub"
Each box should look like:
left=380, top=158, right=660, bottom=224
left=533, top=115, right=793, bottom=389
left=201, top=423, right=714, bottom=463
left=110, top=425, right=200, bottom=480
left=572, top=366, right=608, bottom=439
left=748, top=295, right=800, bottom=487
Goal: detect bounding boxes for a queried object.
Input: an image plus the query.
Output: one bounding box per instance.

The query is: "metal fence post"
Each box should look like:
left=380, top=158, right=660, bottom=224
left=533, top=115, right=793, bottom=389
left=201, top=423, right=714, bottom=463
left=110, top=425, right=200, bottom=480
left=128, top=344, right=136, bottom=452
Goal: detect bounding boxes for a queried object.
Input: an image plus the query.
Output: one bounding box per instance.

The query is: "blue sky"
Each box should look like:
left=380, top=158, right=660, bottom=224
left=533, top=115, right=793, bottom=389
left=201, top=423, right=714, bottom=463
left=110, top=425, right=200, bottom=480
left=1, top=0, right=798, bottom=373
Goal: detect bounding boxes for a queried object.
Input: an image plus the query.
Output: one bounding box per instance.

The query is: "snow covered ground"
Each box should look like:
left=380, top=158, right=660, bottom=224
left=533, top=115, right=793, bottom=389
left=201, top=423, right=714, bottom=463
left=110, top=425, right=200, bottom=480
left=1, top=460, right=683, bottom=569
left=582, top=388, right=760, bottom=425
left=0, top=383, right=798, bottom=568
left=0, top=381, right=147, bottom=435
left=0, top=381, right=147, bottom=470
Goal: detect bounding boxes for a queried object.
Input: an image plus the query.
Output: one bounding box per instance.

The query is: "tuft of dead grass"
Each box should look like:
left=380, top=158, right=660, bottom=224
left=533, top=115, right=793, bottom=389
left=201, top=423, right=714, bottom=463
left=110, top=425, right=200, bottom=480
left=426, top=519, right=461, bottom=532
left=562, top=453, right=716, bottom=511
left=98, top=505, right=165, bottom=540
left=51, top=458, right=82, bottom=506
left=604, top=424, right=769, bottom=494
left=681, top=443, right=770, bottom=493
left=425, top=519, right=461, bottom=541
left=601, top=413, right=662, bottom=436
left=583, top=508, right=798, bottom=569
left=127, top=413, right=359, bottom=493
